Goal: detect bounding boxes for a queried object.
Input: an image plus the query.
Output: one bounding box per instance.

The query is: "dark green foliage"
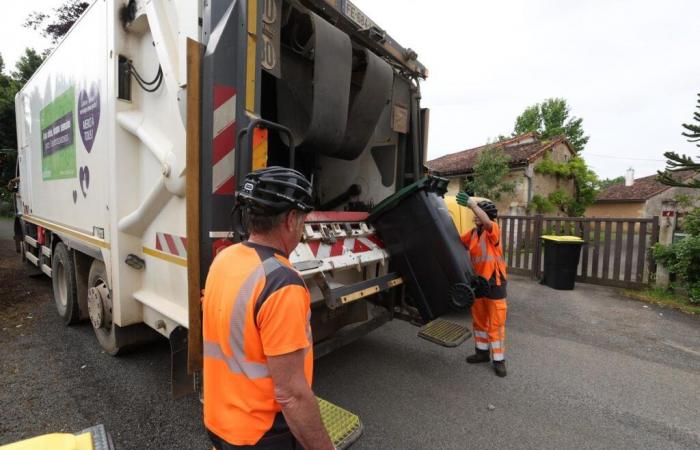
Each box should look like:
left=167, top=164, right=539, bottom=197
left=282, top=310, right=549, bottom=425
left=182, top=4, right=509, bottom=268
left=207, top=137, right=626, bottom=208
left=653, top=236, right=700, bottom=304
left=0, top=49, right=44, bottom=215
left=513, top=98, right=589, bottom=153
left=599, top=176, right=625, bottom=190
left=534, top=155, right=599, bottom=217
left=682, top=207, right=700, bottom=237
left=657, top=93, right=700, bottom=188
left=462, top=146, right=516, bottom=201
left=12, top=48, right=44, bottom=85
left=528, top=194, right=555, bottom=214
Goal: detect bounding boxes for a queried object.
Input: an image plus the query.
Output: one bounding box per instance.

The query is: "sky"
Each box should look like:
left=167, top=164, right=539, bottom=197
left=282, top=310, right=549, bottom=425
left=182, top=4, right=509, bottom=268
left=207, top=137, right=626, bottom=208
left=2, top=0, right=699, bottom=180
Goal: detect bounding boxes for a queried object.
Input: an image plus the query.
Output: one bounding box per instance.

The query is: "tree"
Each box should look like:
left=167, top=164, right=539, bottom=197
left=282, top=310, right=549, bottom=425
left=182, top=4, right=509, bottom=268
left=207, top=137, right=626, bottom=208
left=462, top=146, right=516, bottom=201
left=514, top=98, right=589, bottom=153
left=24, top=0, right=90, bottom=46
left=512, top=98, right=597, bottom=216
left=598, top=176, right=625, bottom=190
left=534, top=155, right=599, bottom=217
left=12, top=48, right=44, bottom=85
left=657, top=93, right=700, bottom=189
left=0, top=49, right=45, bottom=216
left=0, top=53, right=19, bottom=151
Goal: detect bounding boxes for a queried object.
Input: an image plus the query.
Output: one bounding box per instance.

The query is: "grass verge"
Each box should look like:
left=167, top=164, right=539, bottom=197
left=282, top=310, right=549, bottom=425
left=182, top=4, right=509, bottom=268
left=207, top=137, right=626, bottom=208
left=621, top=287, right=700, bottom=315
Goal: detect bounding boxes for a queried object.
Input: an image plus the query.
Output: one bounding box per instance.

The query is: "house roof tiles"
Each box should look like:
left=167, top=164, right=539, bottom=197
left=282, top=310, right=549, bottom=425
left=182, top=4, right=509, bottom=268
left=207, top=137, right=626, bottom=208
left=426, top=132, right=574, bottom=176
left=596, top=171, right=697, bottom=202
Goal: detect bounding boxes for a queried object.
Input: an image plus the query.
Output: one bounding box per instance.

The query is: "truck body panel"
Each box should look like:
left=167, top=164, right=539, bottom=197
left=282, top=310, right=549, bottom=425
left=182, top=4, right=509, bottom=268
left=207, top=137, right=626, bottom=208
left=15, top=0, right=436, bottom=375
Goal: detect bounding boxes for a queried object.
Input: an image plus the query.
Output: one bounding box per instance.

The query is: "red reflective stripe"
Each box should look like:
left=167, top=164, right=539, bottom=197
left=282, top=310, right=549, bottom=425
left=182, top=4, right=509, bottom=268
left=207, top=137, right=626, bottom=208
left=329, top=239, right=345, bottom=257
left=307, top=241, right=321, bottom=257
left=214, top=85, right=236, bottom=109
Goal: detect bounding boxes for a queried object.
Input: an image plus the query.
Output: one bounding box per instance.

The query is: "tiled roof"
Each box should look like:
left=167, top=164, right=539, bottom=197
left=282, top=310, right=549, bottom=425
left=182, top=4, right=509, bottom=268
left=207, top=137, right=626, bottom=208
left=596, top=171, right=697, bottom=202
left=426, top=132, right=573, bottom=176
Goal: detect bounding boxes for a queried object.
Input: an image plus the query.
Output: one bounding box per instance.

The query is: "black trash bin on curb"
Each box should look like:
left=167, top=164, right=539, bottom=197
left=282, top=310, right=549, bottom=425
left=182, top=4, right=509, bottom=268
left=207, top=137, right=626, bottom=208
left=368, top=176, right=478, bottom=321
left=540, top=235, right=585, bottom=290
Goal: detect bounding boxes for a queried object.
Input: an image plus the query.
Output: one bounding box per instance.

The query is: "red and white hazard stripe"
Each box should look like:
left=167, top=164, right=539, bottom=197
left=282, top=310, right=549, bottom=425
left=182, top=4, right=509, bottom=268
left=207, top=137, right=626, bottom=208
left=155, top=232, right=188, bottom=258
left=212, top=85, right=237, bottom=195
left=305, top=236, right=384, bottom=259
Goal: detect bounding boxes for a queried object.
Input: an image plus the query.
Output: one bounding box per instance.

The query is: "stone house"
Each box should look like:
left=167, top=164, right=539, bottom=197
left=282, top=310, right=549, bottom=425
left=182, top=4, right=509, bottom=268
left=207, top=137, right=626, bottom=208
left=586, top=169, right=700, bottom=221
left=426, top=132, right=576, bottom=215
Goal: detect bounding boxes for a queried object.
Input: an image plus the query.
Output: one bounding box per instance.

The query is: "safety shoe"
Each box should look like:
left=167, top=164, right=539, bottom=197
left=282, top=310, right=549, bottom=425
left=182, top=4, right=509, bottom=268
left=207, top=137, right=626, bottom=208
left=493, top=361, right=507, bottom=377
left=466, top=349, right=490, bottom=364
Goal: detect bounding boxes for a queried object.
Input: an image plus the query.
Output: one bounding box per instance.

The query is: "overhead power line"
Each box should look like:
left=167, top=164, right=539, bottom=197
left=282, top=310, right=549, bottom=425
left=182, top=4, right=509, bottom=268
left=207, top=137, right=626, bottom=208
left=585, top=153, right=666, bottom=162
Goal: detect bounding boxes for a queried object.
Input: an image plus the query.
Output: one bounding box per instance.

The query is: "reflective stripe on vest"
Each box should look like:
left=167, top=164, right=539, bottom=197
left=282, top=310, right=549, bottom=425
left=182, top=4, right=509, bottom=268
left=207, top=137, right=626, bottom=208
left=203, top=256, right=284, bottom=380
left=471, top=229, right=506, bottom=265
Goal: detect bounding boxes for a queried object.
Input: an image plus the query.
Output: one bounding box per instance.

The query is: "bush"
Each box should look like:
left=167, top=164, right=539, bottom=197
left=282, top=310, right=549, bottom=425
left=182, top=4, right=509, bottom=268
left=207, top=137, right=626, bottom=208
left=682, top=207, right=700, bottom=236
left=652, top=236, right=700, bottom=304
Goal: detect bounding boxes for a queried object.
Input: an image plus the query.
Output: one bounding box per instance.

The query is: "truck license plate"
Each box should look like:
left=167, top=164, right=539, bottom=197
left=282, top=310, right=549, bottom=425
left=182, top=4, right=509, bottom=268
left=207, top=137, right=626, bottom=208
left=344, top=1, right=375, bottom=30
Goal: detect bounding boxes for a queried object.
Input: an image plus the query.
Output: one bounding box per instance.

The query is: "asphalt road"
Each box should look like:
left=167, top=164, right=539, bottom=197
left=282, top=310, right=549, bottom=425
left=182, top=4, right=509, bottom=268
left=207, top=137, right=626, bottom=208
left=1, top=234, right=699, bottom=449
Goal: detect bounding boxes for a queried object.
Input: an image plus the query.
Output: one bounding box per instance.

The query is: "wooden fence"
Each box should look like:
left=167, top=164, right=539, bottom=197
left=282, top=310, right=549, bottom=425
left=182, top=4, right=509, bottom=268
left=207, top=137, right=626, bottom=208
left=497, top=215, right=660, bottom=288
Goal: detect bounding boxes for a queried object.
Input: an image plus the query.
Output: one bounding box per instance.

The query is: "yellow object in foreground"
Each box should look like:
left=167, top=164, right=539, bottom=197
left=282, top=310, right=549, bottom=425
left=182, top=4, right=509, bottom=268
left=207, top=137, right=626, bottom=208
left=0, top=424, right=112, bottom=450
left=444, top=195, right=489, bottom=235
left=541, top=235, right=585, bottom=242
left=0, top=433, right=93, bottom=450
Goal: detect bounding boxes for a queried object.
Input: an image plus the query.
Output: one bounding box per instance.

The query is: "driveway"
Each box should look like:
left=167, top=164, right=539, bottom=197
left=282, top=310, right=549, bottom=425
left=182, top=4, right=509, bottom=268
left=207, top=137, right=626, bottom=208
left=1, top=237, right=698, bottom=449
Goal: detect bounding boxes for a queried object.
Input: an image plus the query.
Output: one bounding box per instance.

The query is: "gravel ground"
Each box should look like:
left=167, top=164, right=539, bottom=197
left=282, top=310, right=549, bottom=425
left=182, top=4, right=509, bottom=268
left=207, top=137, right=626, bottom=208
left=1, top=234, right=699, bottom=449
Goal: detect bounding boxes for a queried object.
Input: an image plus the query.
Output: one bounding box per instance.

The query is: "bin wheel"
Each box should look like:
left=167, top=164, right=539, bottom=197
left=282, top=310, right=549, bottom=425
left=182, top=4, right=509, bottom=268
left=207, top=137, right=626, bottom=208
left=52, top=242, right=81, bottom=325
left=87, top=260, right=121, bottom=355
left=449, top=283, right=475, bottom=310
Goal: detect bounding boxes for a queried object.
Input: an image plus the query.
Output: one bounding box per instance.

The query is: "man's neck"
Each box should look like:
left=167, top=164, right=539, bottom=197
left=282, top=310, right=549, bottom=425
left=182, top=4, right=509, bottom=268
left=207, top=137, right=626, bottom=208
left=248, top=233, right=288, bottom=256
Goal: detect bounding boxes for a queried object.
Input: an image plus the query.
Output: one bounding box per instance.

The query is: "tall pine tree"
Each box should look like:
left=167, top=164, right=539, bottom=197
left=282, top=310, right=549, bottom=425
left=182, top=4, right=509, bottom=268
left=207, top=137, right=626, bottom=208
left=657, top=93, right=700, bottom=189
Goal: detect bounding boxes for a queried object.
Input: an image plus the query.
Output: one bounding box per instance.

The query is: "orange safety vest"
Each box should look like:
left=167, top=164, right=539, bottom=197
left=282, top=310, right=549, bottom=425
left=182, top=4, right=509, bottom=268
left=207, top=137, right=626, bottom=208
left=202, top=241, right=313, bottom=446
left=461, top=222, right=508, bottom=299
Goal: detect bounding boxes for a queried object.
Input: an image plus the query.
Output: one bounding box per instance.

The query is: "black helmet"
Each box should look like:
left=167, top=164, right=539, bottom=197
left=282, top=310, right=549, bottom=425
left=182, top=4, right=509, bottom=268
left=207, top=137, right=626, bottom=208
left=477, top=200, right=498, bottom=219
left=236, top=166, right=314, bottom=215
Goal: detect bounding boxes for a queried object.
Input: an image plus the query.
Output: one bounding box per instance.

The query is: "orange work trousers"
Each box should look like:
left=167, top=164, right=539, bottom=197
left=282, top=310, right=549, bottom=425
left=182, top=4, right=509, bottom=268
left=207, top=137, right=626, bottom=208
left=471, top=297, right=507, bottom=361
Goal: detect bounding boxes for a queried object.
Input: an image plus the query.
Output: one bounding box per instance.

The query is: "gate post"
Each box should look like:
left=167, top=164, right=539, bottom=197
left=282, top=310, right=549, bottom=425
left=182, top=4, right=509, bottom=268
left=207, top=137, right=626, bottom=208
left=655, top=201, right=677, bottom=288
left=531, top=214, right=544, bottom=279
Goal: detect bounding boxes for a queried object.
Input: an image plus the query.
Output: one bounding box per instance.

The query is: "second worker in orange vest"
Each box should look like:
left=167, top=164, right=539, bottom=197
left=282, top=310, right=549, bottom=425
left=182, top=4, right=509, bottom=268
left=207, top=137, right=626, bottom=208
left=456, top=192, right=508, bottom=377
left=202, top=167, right=334, bottom=449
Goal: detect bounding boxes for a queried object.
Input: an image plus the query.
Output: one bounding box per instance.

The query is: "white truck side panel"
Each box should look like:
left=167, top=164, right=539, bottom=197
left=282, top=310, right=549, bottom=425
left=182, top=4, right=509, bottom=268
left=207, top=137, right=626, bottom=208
left=17, top=0, right=110, bottom=238
left=17, top=0, right=201, bottom=339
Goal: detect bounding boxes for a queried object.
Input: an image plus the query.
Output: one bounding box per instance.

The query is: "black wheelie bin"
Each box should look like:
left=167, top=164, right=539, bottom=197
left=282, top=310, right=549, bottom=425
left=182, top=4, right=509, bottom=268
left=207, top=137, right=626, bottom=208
left=368, top=176, right=480, bottom=321
left=540, top=235, right=585, bottom=290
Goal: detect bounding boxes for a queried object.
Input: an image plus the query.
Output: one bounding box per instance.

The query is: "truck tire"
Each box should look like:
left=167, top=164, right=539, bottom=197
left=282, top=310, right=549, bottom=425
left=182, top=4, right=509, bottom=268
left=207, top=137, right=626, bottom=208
left=52, top=242, right=81, bottom=325
left=87, top=260, right=121, bottom=355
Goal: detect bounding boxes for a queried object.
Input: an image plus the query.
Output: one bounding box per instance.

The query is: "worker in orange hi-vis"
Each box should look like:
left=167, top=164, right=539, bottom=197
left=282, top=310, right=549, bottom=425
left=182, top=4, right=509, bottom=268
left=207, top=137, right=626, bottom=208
left=202, top=167, right=335, bottom=450
left=456, top=192, right=508, bottom=377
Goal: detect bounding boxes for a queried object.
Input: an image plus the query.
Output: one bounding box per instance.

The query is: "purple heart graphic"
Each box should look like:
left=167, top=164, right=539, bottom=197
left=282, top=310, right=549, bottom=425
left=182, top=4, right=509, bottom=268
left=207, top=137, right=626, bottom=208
left=78, top=84, right=100, bottom=153
left=72, top=190, right=77, bottom=204
left=79, top=166, right=90, bottom=198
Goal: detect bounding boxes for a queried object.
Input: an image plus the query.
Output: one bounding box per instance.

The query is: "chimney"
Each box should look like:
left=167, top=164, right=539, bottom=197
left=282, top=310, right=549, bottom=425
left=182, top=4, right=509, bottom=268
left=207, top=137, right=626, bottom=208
left=625, top=168, right=634, bottom=187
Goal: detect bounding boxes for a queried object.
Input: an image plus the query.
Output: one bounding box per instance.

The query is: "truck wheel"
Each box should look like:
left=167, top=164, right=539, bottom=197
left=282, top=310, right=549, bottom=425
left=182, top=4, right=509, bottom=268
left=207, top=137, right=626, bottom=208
left=87, top=260, right=121, bottom=355
left=52, top=242, right=81, bottom=325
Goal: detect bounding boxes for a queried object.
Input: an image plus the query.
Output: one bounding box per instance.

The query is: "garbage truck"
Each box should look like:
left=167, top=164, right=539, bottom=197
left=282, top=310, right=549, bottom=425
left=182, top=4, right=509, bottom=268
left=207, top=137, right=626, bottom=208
left=13, top=0, right=480, bottom=401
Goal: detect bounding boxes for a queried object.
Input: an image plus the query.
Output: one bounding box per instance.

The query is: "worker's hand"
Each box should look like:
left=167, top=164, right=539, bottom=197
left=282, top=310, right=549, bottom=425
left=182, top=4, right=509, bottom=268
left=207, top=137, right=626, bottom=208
left=456, top=191, right=471, bottom=207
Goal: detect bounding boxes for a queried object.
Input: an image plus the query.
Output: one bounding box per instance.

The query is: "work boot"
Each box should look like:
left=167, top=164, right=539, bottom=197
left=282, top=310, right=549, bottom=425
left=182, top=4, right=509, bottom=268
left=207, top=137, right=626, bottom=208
left=466, top=349, right=490, bottom=364
left=493, top=361, right=507, bottom=377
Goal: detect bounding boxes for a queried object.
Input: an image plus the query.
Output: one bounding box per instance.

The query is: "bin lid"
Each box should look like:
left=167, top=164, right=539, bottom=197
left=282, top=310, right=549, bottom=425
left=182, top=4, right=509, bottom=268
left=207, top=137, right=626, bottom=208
left=541, top=235, right=584, bottom=243
left=368, top=176, right=448, bottom=221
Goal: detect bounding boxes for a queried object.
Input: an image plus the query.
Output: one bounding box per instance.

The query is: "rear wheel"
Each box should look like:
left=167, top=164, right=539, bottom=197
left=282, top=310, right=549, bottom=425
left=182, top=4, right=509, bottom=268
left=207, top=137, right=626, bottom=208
left=52, top=242, right=81, bottom=325
left=87, top=260, right=121, bottom=355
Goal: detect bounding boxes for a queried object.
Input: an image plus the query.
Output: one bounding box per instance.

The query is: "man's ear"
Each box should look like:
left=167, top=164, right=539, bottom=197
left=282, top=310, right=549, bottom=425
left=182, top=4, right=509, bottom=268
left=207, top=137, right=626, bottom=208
left=284, top=210, right=296, bottom=231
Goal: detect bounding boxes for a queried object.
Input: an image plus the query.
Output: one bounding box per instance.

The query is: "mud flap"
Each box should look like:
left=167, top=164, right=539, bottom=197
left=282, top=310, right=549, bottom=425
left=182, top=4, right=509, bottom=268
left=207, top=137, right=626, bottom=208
left=418, top=319, right=471, bottom=347
left=170, top=326, right=195, bottom=398
left=318, top=397, right=363, bottom=450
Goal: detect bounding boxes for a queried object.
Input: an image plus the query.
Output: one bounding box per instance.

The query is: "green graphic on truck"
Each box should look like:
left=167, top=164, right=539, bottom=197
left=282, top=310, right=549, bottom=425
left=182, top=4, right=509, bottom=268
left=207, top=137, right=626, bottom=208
left=41, top=87, right=76, bottom=180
